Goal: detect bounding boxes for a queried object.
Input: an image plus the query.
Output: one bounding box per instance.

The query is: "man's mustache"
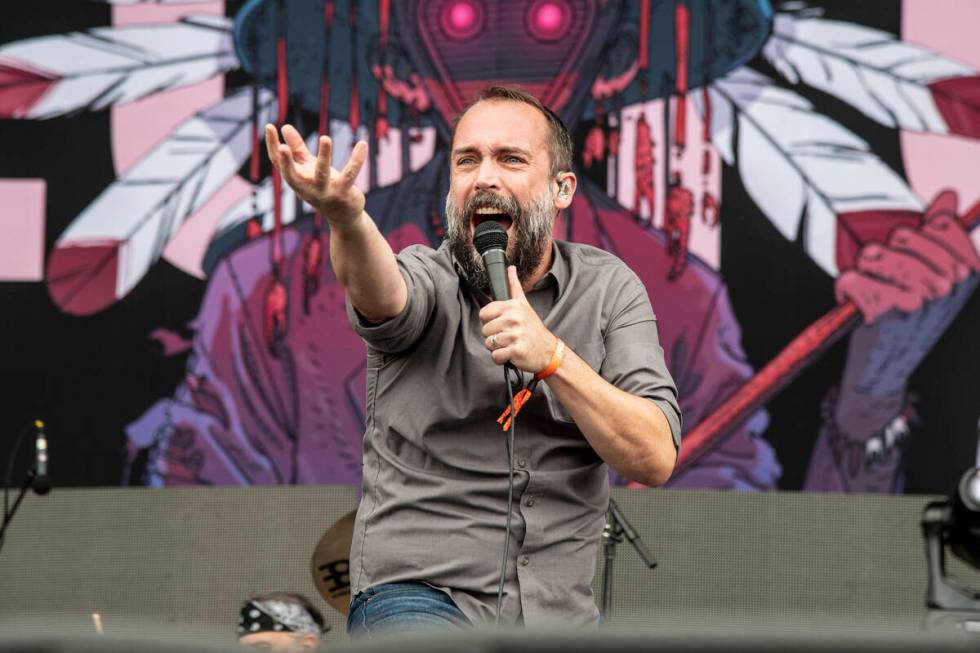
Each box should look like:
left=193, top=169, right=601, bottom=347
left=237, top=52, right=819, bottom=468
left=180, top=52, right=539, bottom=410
left=461, top=192, right=521, bottom=223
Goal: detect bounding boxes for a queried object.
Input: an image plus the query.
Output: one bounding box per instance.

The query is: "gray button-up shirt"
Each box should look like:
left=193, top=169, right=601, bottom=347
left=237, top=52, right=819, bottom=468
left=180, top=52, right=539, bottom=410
left=346, top=239, right=681, bottom=626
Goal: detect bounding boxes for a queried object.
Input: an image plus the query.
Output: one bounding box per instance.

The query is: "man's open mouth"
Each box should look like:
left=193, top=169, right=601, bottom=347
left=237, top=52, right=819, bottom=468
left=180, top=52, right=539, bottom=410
left=471, top=207, right=513, bottom=232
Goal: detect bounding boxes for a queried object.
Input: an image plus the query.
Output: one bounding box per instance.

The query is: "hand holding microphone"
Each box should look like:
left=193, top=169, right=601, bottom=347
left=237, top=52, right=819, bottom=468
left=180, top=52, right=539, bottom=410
left=475, top=221, right=561, bottom=374
left=474, top=220, right=511, bottom=302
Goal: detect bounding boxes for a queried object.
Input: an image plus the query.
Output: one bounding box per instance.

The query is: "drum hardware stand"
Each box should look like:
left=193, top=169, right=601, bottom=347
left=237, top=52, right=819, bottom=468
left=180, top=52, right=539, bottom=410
left=600, top=498, right=657, bottom=623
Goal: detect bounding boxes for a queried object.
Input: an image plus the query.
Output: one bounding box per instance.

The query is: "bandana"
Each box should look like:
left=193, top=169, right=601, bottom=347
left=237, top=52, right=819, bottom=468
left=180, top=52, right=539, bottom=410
left=237, top=599, right=321, bottom=636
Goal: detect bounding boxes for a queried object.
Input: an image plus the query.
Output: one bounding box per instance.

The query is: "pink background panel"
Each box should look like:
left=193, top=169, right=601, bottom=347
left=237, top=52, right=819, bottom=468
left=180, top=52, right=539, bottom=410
left=112, top=1, right=236, bottom=279
left=110, top=1, right=226, bottom=175
left=0, top=179, right=46, bottom=281
left=902, top=0, right=980, bottom=217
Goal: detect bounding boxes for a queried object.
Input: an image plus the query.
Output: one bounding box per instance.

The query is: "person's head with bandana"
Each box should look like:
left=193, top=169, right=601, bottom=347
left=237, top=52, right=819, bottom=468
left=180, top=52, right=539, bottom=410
left=237, top=592, right=327, bottom=652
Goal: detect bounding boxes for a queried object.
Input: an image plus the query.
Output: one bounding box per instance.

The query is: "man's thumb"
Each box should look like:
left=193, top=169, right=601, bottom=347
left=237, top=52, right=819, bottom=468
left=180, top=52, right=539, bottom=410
left=507, top=265, right=525, bottom=299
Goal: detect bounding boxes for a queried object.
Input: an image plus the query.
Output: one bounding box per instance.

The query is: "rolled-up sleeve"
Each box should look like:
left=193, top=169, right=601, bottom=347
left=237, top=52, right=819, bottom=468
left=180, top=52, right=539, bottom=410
left=599, top=272, right=682, bottom=449
left=345, top=245, right=436, bottom=354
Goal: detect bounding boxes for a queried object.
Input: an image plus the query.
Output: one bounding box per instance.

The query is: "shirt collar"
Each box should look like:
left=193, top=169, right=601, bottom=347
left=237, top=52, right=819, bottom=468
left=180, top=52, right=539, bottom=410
left=538, top=240, right=567, bottom=295
left=447, top=239, right=567, bottom=299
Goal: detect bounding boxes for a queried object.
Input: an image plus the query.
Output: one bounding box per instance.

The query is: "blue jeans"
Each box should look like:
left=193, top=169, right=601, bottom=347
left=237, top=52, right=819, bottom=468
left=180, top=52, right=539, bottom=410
left=347, top=581, right=471, bottom=638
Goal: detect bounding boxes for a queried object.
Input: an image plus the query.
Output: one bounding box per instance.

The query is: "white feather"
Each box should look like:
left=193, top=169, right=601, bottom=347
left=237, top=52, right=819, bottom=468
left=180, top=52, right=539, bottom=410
left=0, top=15, right=237, bottom=119
left=54, top=87, right=276, bottom=304
left=764, top=13, right=975, bottom=134
left=213, top=177, right=300, bottom=240
left=694, top=68, right=923, bottom=276
left=210, top=132, right=321, bottom=243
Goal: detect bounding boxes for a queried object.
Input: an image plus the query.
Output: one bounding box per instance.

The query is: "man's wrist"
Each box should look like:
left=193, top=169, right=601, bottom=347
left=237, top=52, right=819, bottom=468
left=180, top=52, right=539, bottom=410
left=833, top=387, right=906, bottom=439
left=325, top=209, right=365, bottom=236
left=535, top=338, right=565, bottom=380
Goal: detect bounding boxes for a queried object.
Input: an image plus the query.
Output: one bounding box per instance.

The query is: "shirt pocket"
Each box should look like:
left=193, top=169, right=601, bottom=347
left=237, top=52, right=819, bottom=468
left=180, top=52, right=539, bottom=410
left=539, top=340, right=605, bottom=424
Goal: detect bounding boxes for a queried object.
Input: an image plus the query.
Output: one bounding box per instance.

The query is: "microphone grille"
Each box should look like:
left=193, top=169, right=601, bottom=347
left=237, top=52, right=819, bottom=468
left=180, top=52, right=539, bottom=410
left=473, top=221, right=508, bottom=255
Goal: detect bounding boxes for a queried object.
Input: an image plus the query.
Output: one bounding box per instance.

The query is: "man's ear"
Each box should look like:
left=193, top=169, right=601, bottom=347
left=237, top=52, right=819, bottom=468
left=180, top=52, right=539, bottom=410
left=555, top=172, right=577, bottom=209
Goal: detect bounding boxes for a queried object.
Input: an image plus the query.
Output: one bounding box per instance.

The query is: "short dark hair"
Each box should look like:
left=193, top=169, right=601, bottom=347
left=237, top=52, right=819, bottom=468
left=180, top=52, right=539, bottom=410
left=450, top=86, right=573, bottom=177
left=246, top=591, right=325, bottom=632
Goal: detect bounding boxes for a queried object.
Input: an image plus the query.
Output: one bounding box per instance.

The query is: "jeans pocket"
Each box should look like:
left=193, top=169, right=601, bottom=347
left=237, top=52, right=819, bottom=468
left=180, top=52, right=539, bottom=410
left=346, top=590, right=367, bottom=635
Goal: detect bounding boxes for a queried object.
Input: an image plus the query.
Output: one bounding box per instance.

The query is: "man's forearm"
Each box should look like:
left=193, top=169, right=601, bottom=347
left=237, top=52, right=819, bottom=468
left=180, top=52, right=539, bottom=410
left=545, top=347, right=677, bottom=486
left=328, top=211, right=407, bottom=322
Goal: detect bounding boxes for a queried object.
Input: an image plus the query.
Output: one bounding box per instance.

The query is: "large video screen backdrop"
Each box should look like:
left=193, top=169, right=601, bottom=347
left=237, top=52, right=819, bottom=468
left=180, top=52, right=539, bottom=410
left=0, top=0, right=977, bottom=493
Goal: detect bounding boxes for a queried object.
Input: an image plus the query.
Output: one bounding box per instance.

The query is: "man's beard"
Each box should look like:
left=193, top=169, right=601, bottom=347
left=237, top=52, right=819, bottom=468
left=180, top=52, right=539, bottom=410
left=444, top=188, right=556, bottom=295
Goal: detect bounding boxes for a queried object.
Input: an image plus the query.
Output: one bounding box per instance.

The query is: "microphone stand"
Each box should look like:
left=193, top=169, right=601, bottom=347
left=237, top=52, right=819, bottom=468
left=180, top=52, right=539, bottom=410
left=600, top=497, right=657, bottom=624
left=1, top=421, right=48, bottom=555
left=0, top=467, right=37, bottom=553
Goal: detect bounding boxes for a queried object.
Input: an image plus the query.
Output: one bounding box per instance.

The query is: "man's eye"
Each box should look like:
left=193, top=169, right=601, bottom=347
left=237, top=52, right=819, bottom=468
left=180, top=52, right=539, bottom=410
left=504, top=156, right=524, bottom=164
left=456, top=157, right=475, bottom=166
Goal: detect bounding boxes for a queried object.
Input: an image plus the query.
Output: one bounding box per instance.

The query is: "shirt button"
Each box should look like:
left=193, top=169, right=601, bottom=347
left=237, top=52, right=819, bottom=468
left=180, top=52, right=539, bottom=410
left=524, top=497, right=535, bottom=507
left=516, top=458, right=527, bottom=468
left=519, top=555, right=530, bottom=566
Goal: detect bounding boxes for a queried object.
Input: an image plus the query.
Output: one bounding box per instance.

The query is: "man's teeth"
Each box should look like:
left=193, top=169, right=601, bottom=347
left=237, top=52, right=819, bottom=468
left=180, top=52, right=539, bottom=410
left=474, top=207, right=505, bottom=215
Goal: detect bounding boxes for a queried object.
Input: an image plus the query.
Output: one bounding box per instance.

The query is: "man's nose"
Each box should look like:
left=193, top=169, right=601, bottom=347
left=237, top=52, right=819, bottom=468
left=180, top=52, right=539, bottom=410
left=474, top=160, right=501, bottom=191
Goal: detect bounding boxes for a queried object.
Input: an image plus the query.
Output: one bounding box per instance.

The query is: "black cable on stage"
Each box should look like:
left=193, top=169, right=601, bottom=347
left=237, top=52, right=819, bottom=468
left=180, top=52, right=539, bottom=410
left=495, top=363, right=522, bottom=624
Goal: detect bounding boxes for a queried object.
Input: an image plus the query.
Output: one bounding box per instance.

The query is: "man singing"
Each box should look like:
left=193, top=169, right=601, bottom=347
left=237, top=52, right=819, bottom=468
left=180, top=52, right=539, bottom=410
left=265, top=86, right=680, bottom=633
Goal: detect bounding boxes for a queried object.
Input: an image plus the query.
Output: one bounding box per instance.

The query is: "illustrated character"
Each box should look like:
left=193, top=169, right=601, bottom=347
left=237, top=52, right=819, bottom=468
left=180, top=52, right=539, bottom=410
left=4, top=1, right=976, bottom=491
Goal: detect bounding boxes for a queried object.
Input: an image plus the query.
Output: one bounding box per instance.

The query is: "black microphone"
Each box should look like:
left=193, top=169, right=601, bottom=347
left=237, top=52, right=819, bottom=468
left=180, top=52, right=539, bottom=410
left=33, top=420, right=50, bottom=496
left=473, top=221, right=510, bottom=301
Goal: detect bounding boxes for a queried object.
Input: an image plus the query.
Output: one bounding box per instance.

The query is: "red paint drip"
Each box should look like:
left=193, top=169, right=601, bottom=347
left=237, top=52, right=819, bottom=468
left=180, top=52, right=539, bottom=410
left=350, top=79, right=361, bottom=132
left=377, top=0, right=390, bottom=138
left=273, top=12, right=288, bottom=270
left=665, top=182, right=694, bottom=280
left=276, top=37, right=289, bottom=127
left=318, top=76, right=330, bottom=149
left=319, top=2, right=332, bottom=140
left=673, top=1, right=689, bottom=153
left=638, top=0, right=650, bottom=96
left=250, top=85, right=260, bottom=182
left=315, top=0, right=333, bottom=235
left=263, top=276, right=288, bottom=353
left=349, top=0, right=360, bottom=132
left=633, top=112, right=656, bottom=221
left=379, top=0, right=390, bottom=49
left=272, top=166, right=283, bottom=264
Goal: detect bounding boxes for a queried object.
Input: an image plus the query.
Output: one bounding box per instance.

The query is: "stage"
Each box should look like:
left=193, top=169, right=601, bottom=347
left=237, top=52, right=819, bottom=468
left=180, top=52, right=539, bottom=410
left=1, top=486, right=978, bottom=649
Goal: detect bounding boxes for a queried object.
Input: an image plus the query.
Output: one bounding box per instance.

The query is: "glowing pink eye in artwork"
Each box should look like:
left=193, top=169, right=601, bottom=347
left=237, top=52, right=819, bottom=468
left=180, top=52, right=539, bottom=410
left=440, top=0, right=484, bottom=41
left=527, top=0, right=572, bottom=42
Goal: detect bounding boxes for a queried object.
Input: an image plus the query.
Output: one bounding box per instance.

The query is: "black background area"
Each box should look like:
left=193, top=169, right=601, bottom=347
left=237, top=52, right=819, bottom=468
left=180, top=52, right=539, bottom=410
left=0, top=1, right=205, bottom=487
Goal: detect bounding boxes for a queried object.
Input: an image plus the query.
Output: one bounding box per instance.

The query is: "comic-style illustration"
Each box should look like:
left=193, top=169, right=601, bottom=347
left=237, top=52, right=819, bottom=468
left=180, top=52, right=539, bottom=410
left=2, top=0, right=977, bottom=492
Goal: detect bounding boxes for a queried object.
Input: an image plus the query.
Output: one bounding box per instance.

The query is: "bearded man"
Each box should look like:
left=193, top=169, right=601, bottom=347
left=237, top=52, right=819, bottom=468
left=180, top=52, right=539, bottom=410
left=265, top=86, right=680, bottom=633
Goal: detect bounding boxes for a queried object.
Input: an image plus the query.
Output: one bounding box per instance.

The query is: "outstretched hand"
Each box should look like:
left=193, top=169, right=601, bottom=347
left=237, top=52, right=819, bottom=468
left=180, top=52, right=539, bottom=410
left=479, top=266, right=560, bottom=373
left=263, top=123, right=368, bottom=227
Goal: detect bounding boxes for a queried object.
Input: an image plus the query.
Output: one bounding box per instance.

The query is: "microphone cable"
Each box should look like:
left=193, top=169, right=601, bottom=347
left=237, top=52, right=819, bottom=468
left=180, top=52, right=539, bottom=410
left=494, top=362, right=522, bottom=624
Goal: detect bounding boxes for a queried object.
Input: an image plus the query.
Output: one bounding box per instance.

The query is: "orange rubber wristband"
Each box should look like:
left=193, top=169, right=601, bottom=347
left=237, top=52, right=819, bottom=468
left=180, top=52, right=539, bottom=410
left=534, top=339, right=565, bottom=381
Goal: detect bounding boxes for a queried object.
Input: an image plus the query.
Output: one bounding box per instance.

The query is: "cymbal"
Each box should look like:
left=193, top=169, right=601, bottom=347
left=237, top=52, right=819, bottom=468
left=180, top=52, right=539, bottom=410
left=311, top=509, right=356, bottom=616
